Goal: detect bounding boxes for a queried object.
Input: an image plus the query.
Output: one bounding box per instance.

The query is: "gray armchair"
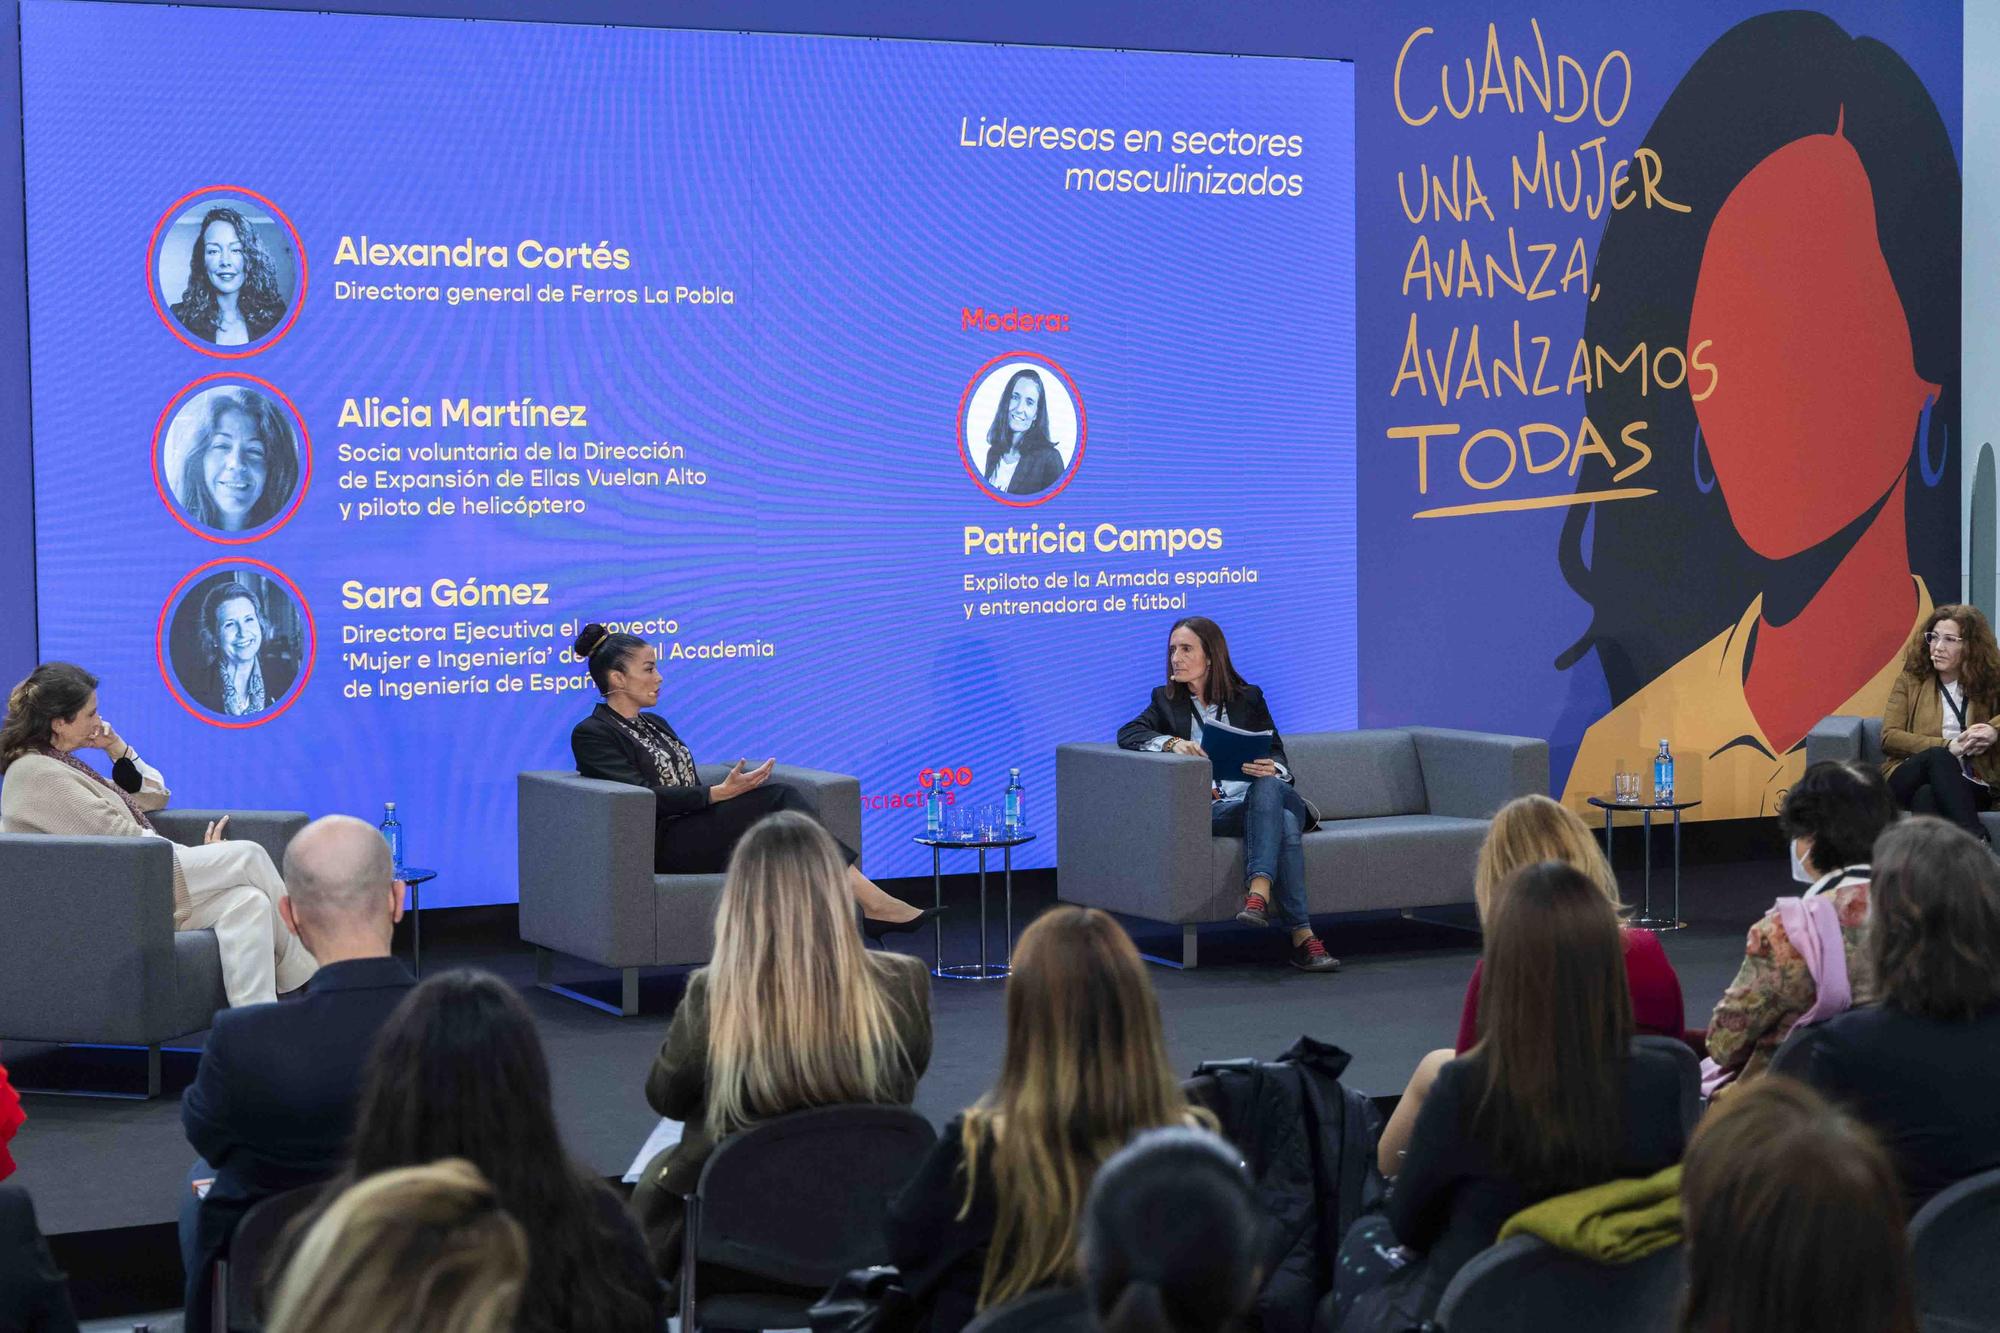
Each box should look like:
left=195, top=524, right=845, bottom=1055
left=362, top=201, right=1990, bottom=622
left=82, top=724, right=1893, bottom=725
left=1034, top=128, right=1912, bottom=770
left=1056, top=727, right=1547, bottom=966
left=0, top=808, right=309, bottom=1097
left=517, top=765, right=863, bottom=1015
left=1806, top=714, right=2000, bottom=841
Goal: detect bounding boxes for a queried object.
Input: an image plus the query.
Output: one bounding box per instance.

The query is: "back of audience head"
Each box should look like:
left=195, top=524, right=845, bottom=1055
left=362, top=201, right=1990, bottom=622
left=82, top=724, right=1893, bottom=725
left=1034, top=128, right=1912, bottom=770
left=706, top=810, right=913, bottom=1137
left=1778, top=760, right=1899, bottom=877
left=1083, top=1127, right=1262, bottom=1333
left=279, top=813, right=402, bottom=958
left=1868, top=814, right=2000, bottom=1022
left=1680, top=1076, right=1915, bottom=1333
left=349, top=969, right=653, bottom=1331
left=266, top=1158, right=525, bottom=1333
left=1474, top=793, right=1620, bottom=921
left=1474, top=860, right=1633, bottom=1191
left=965, top=905, right=1199, bottom=1310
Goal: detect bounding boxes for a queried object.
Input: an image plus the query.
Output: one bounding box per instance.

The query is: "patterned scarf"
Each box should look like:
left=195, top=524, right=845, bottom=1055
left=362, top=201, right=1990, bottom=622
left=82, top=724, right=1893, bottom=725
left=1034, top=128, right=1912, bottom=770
left=37, top=744, right=155, bottom=832
left=221, top=659, right=268, bottom=716
left=610, top=710, right=699, bottom=789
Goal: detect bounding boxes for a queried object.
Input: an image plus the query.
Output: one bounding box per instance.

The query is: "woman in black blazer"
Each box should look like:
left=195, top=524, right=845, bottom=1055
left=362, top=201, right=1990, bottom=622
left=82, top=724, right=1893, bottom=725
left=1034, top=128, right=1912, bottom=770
left=566, top=624, right=932, bottom=934
left=1116, top=616, right=1336, bottom=972
left=980, top=368, right=1066, bottom=496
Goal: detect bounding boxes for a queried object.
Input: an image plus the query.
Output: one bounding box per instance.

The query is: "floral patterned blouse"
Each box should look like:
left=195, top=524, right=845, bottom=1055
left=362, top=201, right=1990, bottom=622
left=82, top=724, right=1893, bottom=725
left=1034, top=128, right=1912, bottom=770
left=1706, top=869, right=1873, bottom=1083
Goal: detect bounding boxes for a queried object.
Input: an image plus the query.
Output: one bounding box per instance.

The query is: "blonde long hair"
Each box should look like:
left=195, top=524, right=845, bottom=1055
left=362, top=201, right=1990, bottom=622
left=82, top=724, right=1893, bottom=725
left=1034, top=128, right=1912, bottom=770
left=266, top=1159, right=526, bottom=1333
left=705, top=811, right=915, bottom=1138
left=960, top=906, right=1206, bottom=1310
left=1474, top=795, right=1621, bottom=922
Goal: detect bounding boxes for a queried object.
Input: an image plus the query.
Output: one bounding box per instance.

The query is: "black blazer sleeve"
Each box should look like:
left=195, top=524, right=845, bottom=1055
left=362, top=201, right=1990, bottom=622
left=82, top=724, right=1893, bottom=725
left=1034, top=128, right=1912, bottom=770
left=0, top=1187, right=80, bottom=1333
left=570, top=713, right=711, bottom=819
left=1117, top=686, right=1182, bottom=751
left=1385, top=1056, right=1470, bottom=1254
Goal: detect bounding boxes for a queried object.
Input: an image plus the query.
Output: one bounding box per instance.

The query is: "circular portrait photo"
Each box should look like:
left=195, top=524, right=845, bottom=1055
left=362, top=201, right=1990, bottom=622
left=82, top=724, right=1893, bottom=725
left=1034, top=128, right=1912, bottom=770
left=163, top=565, right=311, bottom=723
left=959, top=354, right=1085, bottom=505
left=151, top=190, right=302, bottom=354
left=156, top=381, right=307, bottom=539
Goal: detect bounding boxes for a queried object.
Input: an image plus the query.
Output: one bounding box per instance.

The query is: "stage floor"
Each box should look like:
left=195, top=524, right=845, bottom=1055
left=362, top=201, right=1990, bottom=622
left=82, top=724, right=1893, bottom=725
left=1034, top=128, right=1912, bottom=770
left=9, top=860, right=1776, bottom=1318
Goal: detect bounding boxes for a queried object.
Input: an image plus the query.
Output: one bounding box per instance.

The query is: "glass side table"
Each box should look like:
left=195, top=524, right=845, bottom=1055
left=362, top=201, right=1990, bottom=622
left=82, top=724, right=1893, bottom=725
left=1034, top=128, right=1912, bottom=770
left=395, top=867, right=438, bottom=976
left=910, top=832, right=1034, bottom=980
left=1584, top=798, right=1700, bottom=931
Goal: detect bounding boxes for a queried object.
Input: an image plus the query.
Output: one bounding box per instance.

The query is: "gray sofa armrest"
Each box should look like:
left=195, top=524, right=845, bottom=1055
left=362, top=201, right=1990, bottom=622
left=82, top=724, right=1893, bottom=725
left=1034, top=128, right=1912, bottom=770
left=150, top=809, right=310, bottom=871
left=1056, top=743, right=1213, bottom=923
left=517, top=771, right=656, bottom=968
left=1805, top=715, right=1868, bottom=767
left=0, top=834, right=195, bottom=1045
left=1407, top=727, right=1549, bottom=819
left=696, top=762, right=863, bottom=858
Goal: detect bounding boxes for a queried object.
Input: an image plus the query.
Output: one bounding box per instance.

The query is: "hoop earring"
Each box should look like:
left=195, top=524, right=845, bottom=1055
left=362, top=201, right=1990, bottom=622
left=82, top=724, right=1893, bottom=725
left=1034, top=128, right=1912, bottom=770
left=1692, top=424, right=1716, bottom=494
left=1917, top=397, right=1949, bottom=488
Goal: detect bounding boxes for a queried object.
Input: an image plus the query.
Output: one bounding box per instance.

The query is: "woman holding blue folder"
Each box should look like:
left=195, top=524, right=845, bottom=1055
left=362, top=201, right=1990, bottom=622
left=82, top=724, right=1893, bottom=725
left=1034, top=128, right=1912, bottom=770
left=1117, top=617, right=1337, bottom=972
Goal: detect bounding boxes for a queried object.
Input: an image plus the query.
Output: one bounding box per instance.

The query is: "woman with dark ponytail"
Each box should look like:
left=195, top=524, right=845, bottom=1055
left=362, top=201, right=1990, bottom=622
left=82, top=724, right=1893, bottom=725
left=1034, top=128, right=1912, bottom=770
left=566, top=623, right=932, bottom=932
left=1084, top=1127, right=1264, bottom=1333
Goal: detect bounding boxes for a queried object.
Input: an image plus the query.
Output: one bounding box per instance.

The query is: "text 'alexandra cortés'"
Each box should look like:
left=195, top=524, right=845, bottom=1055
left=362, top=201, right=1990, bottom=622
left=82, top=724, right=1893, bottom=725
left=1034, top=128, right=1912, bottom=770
left=333, top=237, right=632, bottom=270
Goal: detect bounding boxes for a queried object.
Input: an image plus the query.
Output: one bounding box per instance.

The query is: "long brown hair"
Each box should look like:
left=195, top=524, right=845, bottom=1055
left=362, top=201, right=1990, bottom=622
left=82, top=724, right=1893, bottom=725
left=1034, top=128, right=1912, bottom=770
left=1899, top=602, right=2000, bottom=703
left=1868, top=815, right=2000, bottom=1022
left=1164, top=616, right=1247, bottom=707
left=1473, top=795, right=1622, bottom=923
left=1472, top=861, right=1633, bottom=1190
left=0, top=662, right=96, bottom=770
left=1680, top=1077, right=1916, bottom=1333
left=706, top=812, right=918, bottom=1136
left=959, top=907, right=1203, bottom=1310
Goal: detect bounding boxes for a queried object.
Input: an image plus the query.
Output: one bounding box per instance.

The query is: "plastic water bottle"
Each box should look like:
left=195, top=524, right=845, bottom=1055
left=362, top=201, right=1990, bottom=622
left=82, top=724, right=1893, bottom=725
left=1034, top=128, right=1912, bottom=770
left=1004, top=768, right=1024, bottom=833
left=1653, top=741, right=1674, bottom=805
left=380, top=802, right=404, bottom=871
left=924, top=782, right=943, bottom=838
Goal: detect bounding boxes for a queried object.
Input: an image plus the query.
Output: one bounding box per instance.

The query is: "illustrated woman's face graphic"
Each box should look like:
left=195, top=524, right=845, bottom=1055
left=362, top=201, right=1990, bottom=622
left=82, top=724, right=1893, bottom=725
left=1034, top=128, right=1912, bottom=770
left=202, top=219, right=246, bottom=295
left=1007, top=376, right=1041, bottom=437
left=202, top=408, right=267, bottom=528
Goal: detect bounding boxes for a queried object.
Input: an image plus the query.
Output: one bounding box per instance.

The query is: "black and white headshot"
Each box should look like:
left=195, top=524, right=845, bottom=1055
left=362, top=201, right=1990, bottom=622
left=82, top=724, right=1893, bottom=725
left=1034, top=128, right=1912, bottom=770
left=964, top=360, right=1081, bottom=500
left=167, top=569, right=306, bottom=719
left=162, top=385, right=303, bottom=534
left=155, top=198, right=298, bottom=349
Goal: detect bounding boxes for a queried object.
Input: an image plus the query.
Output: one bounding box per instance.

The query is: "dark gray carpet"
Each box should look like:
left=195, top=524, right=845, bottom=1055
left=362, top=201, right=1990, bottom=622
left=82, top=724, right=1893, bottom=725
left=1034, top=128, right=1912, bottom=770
left=7, top=859, right=1779, bottom=1238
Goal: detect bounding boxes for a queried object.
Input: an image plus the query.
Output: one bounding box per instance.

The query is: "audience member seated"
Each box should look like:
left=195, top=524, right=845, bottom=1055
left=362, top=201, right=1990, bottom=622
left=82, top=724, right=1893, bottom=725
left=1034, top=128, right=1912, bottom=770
left=1376, top=795, right=1686, bottom=1176
left=305, top=969, right=661, bottom=1333
left=265, top=1159, right=526, bottom=1333
left=0, top=661, right=317, bottom=1005
left=1082, top=1126, right=1263, bottom=1333
left=1705, top=759, right=1898, bottom=1090
left=1321, top=862, right=1688, bottom=1333
left=0, top=1054, right=20, bottom=1182
left=0, top=1186, right=79, bottom=1333
left=1880, top=603, right=2000, bottom=841
left=1679, top=1077, right=1916, bottom=1333
left=1773, top=815, right=2000, bottom=1209
left=177, top=814, right=416, bottom=1331
left=887, top=906, right=1209, bottom=1333
left=631, top=809, right=932, bottom=1271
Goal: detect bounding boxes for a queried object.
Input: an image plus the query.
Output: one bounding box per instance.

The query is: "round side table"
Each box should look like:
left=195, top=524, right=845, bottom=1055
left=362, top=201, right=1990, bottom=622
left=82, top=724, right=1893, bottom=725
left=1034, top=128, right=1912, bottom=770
left=1584, top=798, right=1700, bottom=930
left=395, top=867, right=438, bottom=975
left=911, top=832, right=1035, bottom=980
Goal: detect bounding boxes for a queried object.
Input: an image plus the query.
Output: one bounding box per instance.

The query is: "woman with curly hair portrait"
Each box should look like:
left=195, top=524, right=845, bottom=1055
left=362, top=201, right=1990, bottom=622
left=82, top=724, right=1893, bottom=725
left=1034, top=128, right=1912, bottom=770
left=169, top=205, right=290, bottom=347
left=171, top=388, right=300, bottom=532
left=1881, top=604, right=2000, bottom=840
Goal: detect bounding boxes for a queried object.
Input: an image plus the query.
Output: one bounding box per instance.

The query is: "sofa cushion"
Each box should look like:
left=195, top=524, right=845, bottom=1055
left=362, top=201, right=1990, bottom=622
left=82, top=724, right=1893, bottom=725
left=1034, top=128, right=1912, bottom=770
left=170, top=928, right=228, bottom=1038
left=1287, top=731, right=1427, bottom=820
left=1206, top=814, right=1488, bottom=919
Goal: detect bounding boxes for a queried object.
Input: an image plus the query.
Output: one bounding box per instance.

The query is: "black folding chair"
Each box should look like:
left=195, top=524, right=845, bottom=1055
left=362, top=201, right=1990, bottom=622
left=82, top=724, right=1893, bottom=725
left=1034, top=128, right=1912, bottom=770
left=1434, top=1235, right=1683, bottom=1333
left=961, top=1286, right=1092, bottom=1333
left=1910, top=1166, right=2000, bottom=1333
left=680, top=1104, right=937, bottom=1331
left=213, top=1182, right=322, bottom=1333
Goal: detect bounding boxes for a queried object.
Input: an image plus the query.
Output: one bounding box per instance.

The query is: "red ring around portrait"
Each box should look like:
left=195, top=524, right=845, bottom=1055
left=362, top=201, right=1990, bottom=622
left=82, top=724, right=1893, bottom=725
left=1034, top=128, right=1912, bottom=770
left=147, top=184, right=308, bottom=358
left=151, top=373, right=312, bottom=544
left=957, top=350, right=1087, bottom=508
left=156, top=557, right=316, bottom=729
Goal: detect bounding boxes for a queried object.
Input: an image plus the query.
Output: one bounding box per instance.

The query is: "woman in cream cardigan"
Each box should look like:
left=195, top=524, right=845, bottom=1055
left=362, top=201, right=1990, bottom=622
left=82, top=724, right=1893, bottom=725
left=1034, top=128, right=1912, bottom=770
left=0, top=662, right=315, bottom=1005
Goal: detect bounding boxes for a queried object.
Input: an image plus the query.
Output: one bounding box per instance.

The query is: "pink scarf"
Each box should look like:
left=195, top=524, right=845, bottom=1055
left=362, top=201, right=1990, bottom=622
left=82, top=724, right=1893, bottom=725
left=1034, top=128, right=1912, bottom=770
left=37, top=744, right=154, bottom=832
left=1700, top=892, right=1853, bottom=1098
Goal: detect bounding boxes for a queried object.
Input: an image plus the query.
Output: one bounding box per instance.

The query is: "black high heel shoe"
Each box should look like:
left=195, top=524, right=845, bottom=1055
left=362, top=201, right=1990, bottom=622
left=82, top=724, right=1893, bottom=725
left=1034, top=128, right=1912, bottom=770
left=863, top=906, right=946, bottom=943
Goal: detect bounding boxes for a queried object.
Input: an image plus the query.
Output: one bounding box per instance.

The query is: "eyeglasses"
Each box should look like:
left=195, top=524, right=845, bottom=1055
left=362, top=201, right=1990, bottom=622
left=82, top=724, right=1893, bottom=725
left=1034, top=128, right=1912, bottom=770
left=1926, top=632, right=1965, bottom=647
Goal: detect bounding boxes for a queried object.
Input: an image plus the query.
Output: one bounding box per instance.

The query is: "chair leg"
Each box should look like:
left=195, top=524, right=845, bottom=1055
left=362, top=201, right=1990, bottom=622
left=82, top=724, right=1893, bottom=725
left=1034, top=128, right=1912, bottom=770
left=533, top=950, right=645, bottom=1017
left=1183, top=924, right=1199, bottom=969
left=679, top=1195, right=699, bottom=1332
left=535, top=946, right=553, bottom=984
left=621, top=967, right=639, bottom=1017
left=147, top=1044, right=162, bottom=1100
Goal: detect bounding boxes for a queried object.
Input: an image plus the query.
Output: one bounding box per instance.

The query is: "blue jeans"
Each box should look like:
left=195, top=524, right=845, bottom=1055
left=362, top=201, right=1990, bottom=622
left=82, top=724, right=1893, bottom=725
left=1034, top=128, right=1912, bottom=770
left=1211, top=776, right=1310, bottom=931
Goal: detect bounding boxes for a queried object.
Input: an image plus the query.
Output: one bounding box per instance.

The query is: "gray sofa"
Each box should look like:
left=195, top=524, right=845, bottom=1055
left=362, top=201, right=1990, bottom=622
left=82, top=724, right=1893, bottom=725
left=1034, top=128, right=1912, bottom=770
left=0, top=807, right=308, bottom=1097
left=1806, top=714, right=2000, bottom=840
left=1056, top=727, right=1548, bottom=965
left=517, top=765, right=863, bottom=1015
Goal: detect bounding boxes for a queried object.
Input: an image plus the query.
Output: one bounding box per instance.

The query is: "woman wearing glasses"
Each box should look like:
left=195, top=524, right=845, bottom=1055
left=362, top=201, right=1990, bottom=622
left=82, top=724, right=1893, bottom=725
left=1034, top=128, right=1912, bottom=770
left=1881, top=604, right=2000, bottom=839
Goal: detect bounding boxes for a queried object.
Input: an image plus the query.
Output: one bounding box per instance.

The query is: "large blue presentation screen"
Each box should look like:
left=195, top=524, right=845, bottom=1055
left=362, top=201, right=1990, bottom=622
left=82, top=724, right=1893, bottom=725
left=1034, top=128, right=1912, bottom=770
left=20, top=0, right=1356, bottom=904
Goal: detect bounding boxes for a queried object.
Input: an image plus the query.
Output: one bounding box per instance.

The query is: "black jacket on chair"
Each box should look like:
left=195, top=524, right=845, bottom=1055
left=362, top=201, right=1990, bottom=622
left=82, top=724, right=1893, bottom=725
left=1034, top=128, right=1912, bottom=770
left=0, top=1187, right=77, bottom=1333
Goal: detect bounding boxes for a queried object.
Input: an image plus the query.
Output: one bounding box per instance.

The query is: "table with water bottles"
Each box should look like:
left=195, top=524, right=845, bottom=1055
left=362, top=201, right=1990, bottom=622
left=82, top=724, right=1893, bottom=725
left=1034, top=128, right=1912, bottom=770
left=1587, top=741, right=1697, bottom=931
left=909, top=769, right=1031, bottom=980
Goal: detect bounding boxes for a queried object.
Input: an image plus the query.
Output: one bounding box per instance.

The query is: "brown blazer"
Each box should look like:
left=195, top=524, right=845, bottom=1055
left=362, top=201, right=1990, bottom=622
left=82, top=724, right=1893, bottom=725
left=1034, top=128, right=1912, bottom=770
left=1880, top=671, right=2000, bottom=786
left=631, top=951, right=933, bottom=1265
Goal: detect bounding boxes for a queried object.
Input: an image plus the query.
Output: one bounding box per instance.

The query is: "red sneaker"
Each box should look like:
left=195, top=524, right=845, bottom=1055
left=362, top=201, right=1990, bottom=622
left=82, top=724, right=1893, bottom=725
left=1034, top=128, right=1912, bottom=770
left=1236, top=893, right=1270, bottom=928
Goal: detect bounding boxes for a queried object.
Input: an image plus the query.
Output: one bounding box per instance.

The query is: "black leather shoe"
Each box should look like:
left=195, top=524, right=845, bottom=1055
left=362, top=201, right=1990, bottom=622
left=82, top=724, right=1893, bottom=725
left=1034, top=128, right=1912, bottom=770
left=863, top=906, right=946, bottom=943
